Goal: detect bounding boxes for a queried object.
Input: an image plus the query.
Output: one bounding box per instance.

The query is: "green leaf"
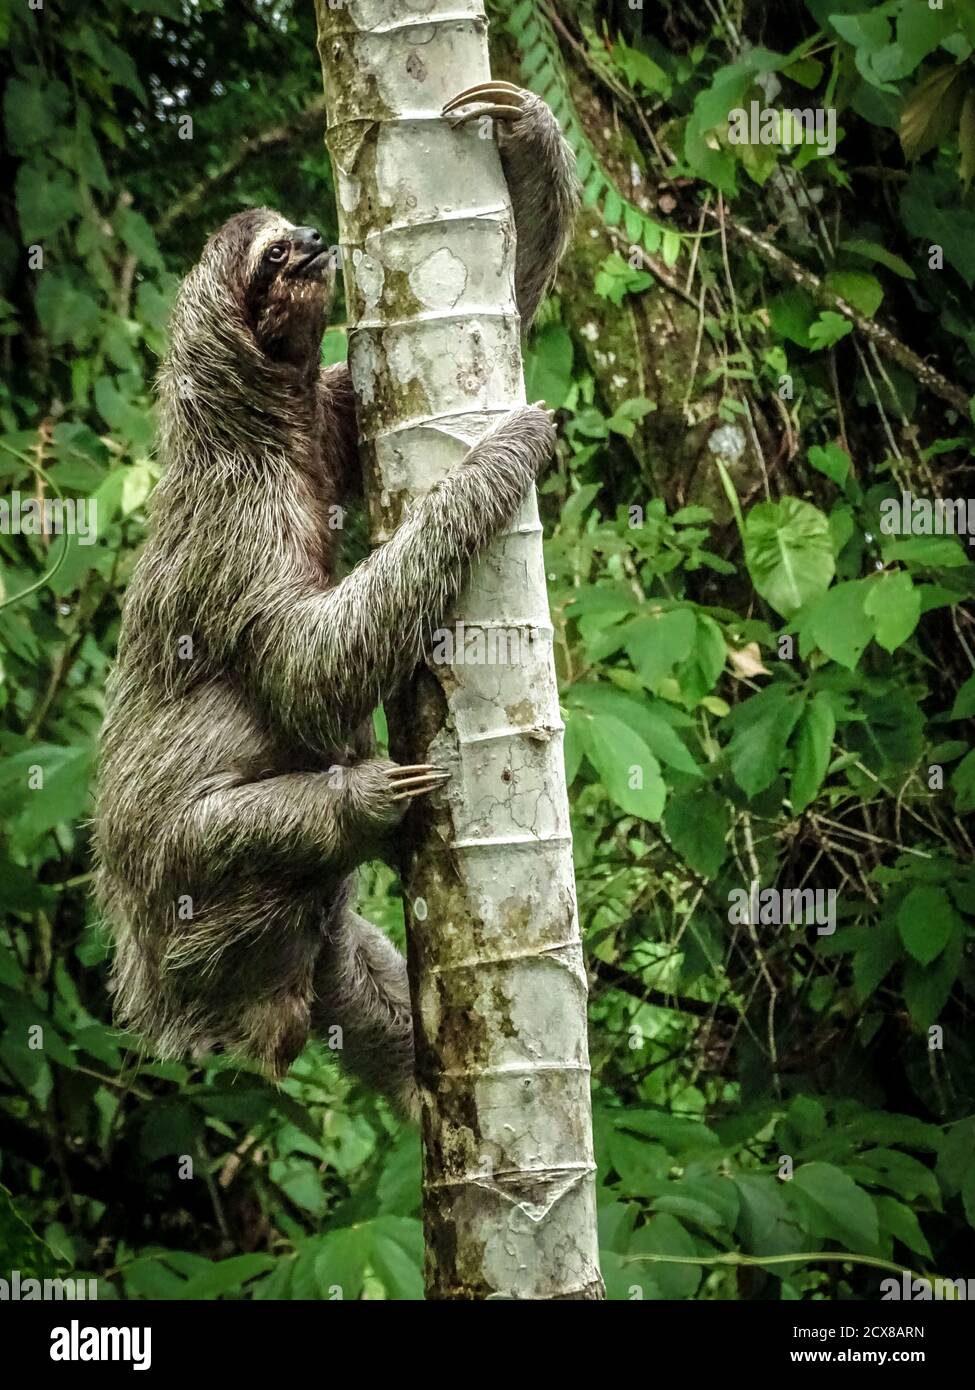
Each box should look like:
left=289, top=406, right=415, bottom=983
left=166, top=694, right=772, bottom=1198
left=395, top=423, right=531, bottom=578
left=897, top=885, right=961, bottom=965
left=808, top=311, right=853, bottom=350
left=563, top=708, right=586, bottom=784
left=367, top=1217, right=424, bottom=1301
left=78, top=28, right=148, bottom=101
left=593, top=252, right=653, bottom=305
left=0, top=855, right=53, bottom=912
left=823, top=270, right=884, bottom=317
left=103, top=318, right=139, bottom=371
left=582, top=171, right=605, bottom=210
left=768, top=288, right=816, bottom=347
left=618, top=1109, right=720, bottom=1156
left=846, top=690, right=924, bottom=772
left=603, top=186, right=622, bottom=228
left=377, top=1133, right=422, bottom=1216
left=624, top=608, right=697, bottom=685
left=735, top=1175, right=802, bottom=1262
left=629, top=1214, right=701, bottom=1299
left=744, top=497, right=835, bottom=616
left=524, top=324, right=574, bottom=408
left=607, top=1128, right=669, bottom=1195
left=586, top=715, right=666, bottom=821
left=791, top=1162, right=879, bottom=1251
left=900, top=168, right=975, bottom=287
left=962, top=1170, right=975, bottom=1233
left=568, top=686, right=700, bottom=775
left=137, top=280, right=172, bottom=334
left=139, top=1102, right=203, bottom=1161
left=122, top=1257, right=196, bottom=1300
left=830, top=12, right=890, bottom=51
left=34, top=273, right=100, bottom=348
left=897, top=3, right=959, bottom=74
left=863, top=571, right=921, bottom=652
left=315, top=1227, right=367, bottom=1299
left=951, top=748, right=975, bottom=815
left=94, top=377, right=154, bottom=450
left=852, top=920, right=901, bottom=1002
left=936, top=1116, right=975, bottom=1196
left=805, top=580, right=872, bottom=669
left=839, top=238, right=916, bottom=280
left=860, top=1149, right=941, bottom=1206
left=784, top=56, right=824, bottom=88
left=15, top=163, right=78, bottom=242
left=725, top=685, right=806, bottom=798
left=288, top=1247, right=321, bottom=1301
left=807, top=442, right=851, bottom=487
left=790, top=691, right=836, bottom=812
left=623, top=204, right=643, bottom=243
left=559, top=486, right=598, bottom=533
left=677, top=615, right=727, bottom=705
left=565, top=581, right=635, bottom=617
left=0, top=744, right=94, bottom=845
left=903, top=937, right=962, bottom=1030
left=4, top=76, right=68, bottom=154
left=607, top=396, right=656, bottom=438
left=272, top=1162, right=328, bottom=1216
left=615, top=39, right=670, bottom=96
left=179, top=1254, right=274, bottom=1300
left=663, top=786, right=730, bottom=877
left=874, top=1196, right=932, bottom=1259
left=882, top=536, right=968, bottom=568
left=684, top=67, right=750, bottom=194
left=115, top=206, right=164, bottom=270
left=950, top=675, right=975, bottom=719
left=662, top=229, right=681, bottom=268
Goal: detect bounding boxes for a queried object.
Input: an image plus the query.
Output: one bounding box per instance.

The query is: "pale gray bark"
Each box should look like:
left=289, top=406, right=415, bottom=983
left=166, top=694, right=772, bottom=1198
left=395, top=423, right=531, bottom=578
left=316, top=0, right=602, bottom=1301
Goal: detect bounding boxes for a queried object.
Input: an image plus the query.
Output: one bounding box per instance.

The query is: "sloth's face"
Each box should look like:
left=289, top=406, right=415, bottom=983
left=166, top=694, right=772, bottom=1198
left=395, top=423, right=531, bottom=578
left=233, top=212, right=336, bottom=367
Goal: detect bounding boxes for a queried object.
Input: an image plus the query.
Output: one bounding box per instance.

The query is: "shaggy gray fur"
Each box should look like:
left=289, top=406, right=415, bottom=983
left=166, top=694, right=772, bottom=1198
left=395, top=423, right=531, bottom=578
left=93, top=89, right=578, bottom=1112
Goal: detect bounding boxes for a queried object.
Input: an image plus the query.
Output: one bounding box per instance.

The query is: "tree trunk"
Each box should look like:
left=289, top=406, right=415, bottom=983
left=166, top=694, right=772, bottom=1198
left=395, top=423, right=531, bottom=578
left=315, top=0, right=603, bottom=1301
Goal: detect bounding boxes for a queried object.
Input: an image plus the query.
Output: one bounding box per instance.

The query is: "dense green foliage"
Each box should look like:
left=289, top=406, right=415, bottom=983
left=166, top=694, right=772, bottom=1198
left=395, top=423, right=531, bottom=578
left=1, top=0, right=973, bottom=1300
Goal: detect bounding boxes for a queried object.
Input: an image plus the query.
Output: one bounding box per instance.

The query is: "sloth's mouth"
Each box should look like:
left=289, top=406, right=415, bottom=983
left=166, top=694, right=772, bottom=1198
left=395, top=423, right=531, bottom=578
left=292, top=248, right=330, bottom=280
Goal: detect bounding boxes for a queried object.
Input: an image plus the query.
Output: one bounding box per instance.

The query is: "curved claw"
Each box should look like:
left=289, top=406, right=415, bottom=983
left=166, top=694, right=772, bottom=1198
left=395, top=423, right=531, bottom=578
left=388, top=763, right=450, bottom=801
left=447, top=106, right=525, bottom=130
left=442, top=81, right=526, bottom=118
left=392, top=777, right=450, bottom=802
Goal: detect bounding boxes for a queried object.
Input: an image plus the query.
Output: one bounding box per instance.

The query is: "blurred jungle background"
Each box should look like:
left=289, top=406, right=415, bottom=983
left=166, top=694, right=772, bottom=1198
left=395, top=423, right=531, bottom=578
left=1, top=0, right=974, bottom=1301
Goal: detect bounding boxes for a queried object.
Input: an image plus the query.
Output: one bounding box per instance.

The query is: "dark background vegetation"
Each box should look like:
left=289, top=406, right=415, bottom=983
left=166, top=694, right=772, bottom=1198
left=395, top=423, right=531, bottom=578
left=1, top=0, right=974, bottom=1299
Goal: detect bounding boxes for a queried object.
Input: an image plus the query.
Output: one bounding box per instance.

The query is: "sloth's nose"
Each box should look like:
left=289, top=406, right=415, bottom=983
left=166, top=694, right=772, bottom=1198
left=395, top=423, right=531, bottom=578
left=293, top=226, right=323, bottom=253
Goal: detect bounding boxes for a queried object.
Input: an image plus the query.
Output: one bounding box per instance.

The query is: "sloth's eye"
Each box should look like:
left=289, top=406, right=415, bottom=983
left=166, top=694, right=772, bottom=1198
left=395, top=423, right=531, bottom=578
left=266, top=242, right=289, bottom=265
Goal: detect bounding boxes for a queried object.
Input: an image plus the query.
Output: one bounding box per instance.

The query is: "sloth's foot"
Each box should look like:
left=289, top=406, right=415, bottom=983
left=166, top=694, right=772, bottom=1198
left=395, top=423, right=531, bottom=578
left=442, top=80, right=542, bottom=130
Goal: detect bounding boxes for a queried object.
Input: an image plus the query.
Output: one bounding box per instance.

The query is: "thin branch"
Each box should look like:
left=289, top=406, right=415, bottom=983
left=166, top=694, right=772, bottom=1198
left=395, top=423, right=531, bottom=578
left=157, top=97, right=327, bottom=235
left=591, top=959, right=737, bottom=1026
left=709, top=211, right=971, bottom=414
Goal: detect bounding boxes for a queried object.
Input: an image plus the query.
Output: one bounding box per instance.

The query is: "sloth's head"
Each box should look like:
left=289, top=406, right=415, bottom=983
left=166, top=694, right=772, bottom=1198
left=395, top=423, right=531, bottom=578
left=195, top=207, right=336, bottom=368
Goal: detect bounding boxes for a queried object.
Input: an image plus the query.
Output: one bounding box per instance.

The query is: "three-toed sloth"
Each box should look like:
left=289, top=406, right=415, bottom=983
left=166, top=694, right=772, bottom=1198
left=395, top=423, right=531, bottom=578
left=94, top=84, right=579, bottom=1114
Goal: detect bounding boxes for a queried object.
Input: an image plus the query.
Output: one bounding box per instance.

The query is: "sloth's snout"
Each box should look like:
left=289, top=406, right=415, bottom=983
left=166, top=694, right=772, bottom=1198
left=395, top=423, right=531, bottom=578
left=293, top=226, right=324, bottom=254
left=291, top=226, right=329, bottom=280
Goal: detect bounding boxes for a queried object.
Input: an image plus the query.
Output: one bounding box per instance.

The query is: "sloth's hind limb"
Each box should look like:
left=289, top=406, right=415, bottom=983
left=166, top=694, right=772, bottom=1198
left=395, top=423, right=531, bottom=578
left=312, top=909, right=417, bottom=1117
